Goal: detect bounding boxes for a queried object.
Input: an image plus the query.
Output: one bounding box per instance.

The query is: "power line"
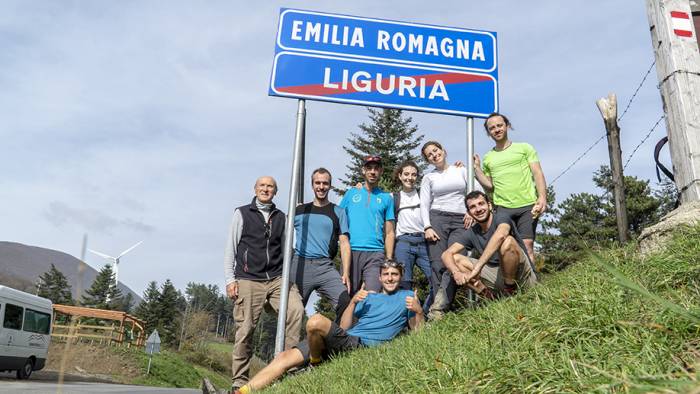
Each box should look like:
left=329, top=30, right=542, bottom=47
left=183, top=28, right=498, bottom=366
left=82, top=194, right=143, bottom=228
left=550, top=134, right=606, bottom=185
left=549, top=60, right=656, bottom=185
left=618, top=60, right=656, bottom=122
left=623, top=115, right=665, bottom=170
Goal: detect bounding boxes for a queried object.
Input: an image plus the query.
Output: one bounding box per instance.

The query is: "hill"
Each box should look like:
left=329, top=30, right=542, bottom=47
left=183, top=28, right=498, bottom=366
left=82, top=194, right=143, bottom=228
left=0, top=241, right=141, bottom=303
left=265, top=225, right=700, bottom=393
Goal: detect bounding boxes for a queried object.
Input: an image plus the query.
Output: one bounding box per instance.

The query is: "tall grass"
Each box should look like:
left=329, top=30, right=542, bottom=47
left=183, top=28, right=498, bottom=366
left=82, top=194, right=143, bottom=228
left=265, top=225, right=700, bottom=393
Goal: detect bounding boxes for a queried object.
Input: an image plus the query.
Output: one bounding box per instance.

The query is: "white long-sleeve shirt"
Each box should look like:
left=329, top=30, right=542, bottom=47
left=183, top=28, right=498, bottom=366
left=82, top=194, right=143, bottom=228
left=419, top=165, right=468, bottom=228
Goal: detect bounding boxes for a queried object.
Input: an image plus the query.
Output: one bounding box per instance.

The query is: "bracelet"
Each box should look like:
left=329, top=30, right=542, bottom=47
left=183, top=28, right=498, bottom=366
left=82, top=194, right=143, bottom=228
left=424, top=226, right=433, bottom=231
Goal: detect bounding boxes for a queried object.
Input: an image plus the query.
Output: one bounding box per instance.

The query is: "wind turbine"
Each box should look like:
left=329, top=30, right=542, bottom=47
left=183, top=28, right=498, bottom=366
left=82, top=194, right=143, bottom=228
left=88, top=241, right=142, bottom=287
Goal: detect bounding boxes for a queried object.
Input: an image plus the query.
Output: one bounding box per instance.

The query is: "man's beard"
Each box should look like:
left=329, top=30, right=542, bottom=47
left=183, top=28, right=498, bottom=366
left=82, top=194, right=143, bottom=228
left=473, top=211, right=491, bottom=224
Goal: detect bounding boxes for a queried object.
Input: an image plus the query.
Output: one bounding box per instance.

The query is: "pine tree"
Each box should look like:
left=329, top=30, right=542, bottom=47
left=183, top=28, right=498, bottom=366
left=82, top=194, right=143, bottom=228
left=37, top=263, right=73, bottom=305
left=114, top=293, right=134, bottom=313
left=341, top=108, right=425, bottom=190
left=134, top=281, right=161, bottom=334
left=81, top=264, right=122, bottom=309
left=157, top=279, right=180, bottom=346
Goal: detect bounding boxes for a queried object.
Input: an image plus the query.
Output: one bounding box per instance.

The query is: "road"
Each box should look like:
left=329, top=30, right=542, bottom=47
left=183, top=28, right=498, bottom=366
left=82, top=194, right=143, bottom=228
left=0, top=371, right=200, bottom=393
left=0, top=381, right=200, bottom=393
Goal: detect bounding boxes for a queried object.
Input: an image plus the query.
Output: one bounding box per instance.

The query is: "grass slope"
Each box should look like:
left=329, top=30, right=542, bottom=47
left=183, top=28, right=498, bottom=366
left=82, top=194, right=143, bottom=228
left=266, top=225, right=700, bottom=393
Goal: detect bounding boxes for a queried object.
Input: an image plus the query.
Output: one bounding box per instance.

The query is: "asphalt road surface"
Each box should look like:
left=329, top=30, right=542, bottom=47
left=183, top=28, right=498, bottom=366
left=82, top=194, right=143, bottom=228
left=0, top=381, right=200, bottom=393
left=0, top=371, right=200, bottom=393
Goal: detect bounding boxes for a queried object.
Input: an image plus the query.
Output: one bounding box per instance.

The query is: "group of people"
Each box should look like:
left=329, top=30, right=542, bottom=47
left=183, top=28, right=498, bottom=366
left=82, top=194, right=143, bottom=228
left=223, top=112, right=548, bottom=393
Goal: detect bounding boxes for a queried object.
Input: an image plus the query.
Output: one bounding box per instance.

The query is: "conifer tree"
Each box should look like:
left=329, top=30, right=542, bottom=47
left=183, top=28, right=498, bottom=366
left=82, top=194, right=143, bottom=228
left=114, top=292, right=134, bottom=313
left=37, top=263, right=73, bottom=305
left=134, top=281, right=161, bottom=333
left=81, top=264, right=122, bottom=309
left=341, top=108, right=425, bottom=191
left=157, top=279, right=180, bottom=346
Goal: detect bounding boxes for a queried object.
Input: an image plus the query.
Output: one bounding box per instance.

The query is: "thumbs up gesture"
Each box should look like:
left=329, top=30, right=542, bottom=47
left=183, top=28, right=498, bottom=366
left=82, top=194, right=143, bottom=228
left=405, top=289, right=422, bottom=313
left=352, top=282, right=370, bottom=304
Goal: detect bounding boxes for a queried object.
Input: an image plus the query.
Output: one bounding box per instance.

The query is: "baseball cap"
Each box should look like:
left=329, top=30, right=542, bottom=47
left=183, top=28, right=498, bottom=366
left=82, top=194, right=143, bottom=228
left=363, top=155, right=383, bottom=166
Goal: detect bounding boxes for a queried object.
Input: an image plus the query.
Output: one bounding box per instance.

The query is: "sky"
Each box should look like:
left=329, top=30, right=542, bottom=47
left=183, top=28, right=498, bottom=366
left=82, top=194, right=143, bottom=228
left=0, top=1, right=673, bottom=297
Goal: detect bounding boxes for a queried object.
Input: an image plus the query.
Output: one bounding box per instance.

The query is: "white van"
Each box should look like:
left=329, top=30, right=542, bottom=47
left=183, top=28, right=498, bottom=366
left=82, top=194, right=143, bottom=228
left=0, top=285, right=52, bottom=379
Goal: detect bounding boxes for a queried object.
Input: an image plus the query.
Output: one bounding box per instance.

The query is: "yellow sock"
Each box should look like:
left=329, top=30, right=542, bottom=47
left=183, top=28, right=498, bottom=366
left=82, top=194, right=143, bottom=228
left=310, top=356, right=322, bottom=365
left=238, top=385, right=251, bottom=394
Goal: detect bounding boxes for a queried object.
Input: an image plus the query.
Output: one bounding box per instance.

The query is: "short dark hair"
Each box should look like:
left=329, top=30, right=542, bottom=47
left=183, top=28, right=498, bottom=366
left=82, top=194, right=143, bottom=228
left=393, top=160, right=420, bottom=187
left=311, top=167, right=332, bottom=184
left=465, top=190, right=491, bottom=207
left=380, top=259, right=404, bottom=276
left=420, top=140, right=444, bottom=161
left=483, top=112, right=513, bottom=133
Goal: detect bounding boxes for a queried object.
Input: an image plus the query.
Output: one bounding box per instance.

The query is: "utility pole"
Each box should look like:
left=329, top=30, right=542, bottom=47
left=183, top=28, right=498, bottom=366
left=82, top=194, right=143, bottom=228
left=647, top=0, right=700, bottom=203
left=596, top=93, right=630, bottom=243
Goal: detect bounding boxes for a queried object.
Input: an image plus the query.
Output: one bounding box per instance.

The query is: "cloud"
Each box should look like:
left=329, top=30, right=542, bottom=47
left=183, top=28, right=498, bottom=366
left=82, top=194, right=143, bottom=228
left=43, top=201, right=154, bottom=234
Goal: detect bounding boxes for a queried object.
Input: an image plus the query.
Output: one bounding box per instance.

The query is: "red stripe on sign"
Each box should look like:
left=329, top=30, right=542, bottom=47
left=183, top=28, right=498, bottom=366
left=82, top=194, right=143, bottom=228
left=670, top=11, right=689, bottom=19
left=277, top=72, right=491, bottom=96
left=674, top=29, right=693, bottom=37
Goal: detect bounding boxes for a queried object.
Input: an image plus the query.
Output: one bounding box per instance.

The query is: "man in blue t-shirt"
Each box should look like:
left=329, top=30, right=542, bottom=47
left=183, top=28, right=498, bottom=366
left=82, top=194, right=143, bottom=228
left=236, top=260, right=424, bottom=393
left=441, top=190, right=538, bottom=299
left=291, top=167, right=352, bottom=319
left=339, top=155, right=395, bottom=294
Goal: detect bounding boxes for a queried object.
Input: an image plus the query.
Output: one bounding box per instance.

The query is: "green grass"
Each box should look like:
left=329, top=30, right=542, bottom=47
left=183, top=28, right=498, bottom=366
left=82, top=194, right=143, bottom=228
left=207, top=340, right=233, bottom=355
left=265, top=225, right=700, bottom=393
left=107, top=346, right=231, bottom=389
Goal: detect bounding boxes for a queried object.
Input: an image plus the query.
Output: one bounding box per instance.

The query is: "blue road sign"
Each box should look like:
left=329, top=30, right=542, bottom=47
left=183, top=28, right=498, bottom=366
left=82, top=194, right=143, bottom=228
left=270, top=8, right=498, bottom=117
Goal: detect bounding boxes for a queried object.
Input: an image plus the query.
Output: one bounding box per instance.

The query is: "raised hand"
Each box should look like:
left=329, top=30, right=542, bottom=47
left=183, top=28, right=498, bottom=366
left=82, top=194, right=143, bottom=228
left=352, top=282, right=370, bottom=304
left=405, top=289, right=422, bottom=313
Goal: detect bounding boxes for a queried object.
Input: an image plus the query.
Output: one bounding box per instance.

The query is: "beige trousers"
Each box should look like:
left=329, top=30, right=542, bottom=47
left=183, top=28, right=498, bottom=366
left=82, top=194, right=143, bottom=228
left=231, top=276, right=304, bottom=387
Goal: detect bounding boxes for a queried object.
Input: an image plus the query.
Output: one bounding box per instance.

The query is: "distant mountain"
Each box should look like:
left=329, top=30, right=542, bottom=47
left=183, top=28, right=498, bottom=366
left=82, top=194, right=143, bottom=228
left=0, top=241, right=142, bottom=304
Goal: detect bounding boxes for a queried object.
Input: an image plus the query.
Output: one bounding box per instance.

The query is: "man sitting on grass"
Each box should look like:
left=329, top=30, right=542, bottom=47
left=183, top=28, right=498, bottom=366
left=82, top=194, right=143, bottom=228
left=233, top=260, right=424, bottom=393
left=441, top=190, right=538, bottom=299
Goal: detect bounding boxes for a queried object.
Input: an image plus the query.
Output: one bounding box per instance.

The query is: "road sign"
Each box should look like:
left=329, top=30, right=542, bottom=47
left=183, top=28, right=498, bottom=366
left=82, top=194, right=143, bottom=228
left=145, top=330, right=161, bottom=355
left=270, top=8, right=498, bottom=117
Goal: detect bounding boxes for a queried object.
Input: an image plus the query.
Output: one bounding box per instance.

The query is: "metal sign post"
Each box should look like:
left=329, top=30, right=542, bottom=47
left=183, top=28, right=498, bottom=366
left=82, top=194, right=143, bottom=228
left=274, top=99, right=306, bottom=355
left=144, top=330, right=161, bottom=375
left=466, top=117, right=475, bottom=192
left=466, top=116, right=476, bottom=303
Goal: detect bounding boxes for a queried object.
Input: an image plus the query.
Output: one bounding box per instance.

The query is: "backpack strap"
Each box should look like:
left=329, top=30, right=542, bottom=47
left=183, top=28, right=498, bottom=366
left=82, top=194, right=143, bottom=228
left=393, top=191, right=400, bottom=218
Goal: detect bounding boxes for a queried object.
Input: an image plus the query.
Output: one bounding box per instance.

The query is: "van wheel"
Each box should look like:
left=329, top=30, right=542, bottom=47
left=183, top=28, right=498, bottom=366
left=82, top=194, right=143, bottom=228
left=16, top=358, right=33, bottom=379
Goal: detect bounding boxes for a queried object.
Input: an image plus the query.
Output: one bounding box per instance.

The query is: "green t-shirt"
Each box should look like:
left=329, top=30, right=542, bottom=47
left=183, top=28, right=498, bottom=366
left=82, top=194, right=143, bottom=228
left=482, top=142, right=539, bottom=208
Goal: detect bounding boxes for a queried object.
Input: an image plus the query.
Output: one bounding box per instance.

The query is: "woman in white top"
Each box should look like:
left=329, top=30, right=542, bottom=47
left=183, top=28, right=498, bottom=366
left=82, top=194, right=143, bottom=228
left=392, top=161, right=434, bottom=312
left=420, top=140, right=470, bottom=320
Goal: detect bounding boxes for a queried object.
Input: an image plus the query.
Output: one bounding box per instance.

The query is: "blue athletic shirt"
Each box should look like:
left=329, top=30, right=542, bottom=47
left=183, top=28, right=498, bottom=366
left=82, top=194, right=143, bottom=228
left=347, top=290, right=415, bottom=346
left=339, top=187, right=395, bottom=251
left=293, top=202, right=349, bottom=259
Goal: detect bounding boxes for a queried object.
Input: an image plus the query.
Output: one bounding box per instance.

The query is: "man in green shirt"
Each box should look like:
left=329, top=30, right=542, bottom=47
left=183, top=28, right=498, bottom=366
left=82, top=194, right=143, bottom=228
left=473, top=112, right=547, bottom=263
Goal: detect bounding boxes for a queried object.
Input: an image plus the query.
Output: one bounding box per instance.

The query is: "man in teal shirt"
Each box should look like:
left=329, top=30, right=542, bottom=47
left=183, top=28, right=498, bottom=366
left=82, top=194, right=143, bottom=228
left=339, top=155, right=395, bottom=294
left=234, top=260, right=424, bottom=394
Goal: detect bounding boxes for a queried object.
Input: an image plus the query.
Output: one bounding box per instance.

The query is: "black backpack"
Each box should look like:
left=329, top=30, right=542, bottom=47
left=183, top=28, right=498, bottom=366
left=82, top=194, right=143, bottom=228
left=393, top=191, right=420, bottom=219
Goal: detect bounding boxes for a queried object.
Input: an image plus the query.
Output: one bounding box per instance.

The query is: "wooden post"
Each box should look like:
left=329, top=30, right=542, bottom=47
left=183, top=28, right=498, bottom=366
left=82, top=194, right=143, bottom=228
left=647, top=0, right=700, bottom=203
left=596, top=93, right=630, bottom=243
